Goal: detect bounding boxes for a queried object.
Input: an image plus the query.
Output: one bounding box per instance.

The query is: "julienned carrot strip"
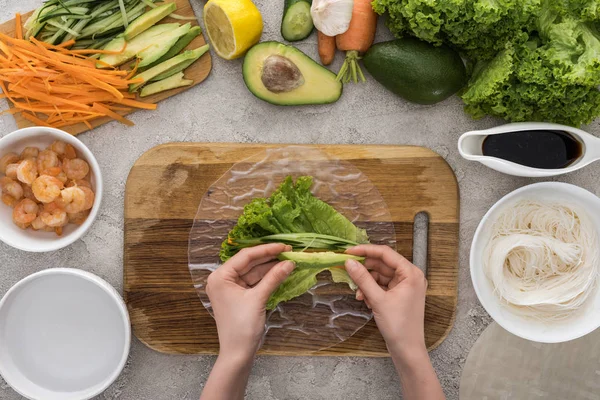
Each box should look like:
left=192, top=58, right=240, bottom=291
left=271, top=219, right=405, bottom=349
left=118, top=98, right=157, bottom=110
left=92, top=103, right=134, bottom=126
left=22, top=112, right=52, bottom=126
left=0, top=29, right=160, bottom=130
left=15, top=14, right=22, bottom=40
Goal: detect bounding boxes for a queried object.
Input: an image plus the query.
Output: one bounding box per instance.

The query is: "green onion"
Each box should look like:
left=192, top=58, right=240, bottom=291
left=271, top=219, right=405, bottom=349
left=227, top=233, right=359, bottom=253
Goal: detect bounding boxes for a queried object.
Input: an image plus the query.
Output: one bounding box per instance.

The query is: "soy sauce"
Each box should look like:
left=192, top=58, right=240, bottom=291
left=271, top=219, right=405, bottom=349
left=482, top=130, right=583, bottom=169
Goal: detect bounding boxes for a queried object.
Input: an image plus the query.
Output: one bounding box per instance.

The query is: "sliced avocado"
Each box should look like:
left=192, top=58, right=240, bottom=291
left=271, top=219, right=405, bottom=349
left=137, top=23, right=191, bottom=68
left=278, top=252, right=364, bottom=269
left=243, top=41, right=342, bottom=105
left=150, top=43, right=209, bottom=81
left=98, top=23, right=179, bottom=67
left=140, top=72, right=193, bottom=97
left=129, top=46, right=206, bottom=92
left=124, top=2, right=177, bottom=41
left=139, top=26, right=202, bottom=72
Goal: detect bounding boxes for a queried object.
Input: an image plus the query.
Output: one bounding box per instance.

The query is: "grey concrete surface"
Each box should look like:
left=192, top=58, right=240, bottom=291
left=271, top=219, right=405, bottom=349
left=1, top=1, right=599, bottom=399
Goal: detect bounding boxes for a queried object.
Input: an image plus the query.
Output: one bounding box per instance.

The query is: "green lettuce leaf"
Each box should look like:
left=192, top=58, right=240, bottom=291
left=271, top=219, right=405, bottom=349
left=266, top=252, right=363, bottom=310
left=220, top=176, right=369, bottom=260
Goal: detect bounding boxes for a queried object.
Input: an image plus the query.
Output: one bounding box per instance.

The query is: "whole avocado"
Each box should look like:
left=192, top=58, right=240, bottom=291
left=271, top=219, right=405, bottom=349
left=363, top=38, right=467, bottom=105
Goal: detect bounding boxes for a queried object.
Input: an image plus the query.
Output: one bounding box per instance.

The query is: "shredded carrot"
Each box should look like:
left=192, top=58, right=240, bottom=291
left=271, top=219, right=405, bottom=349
left=92, top=103, right=134, bottom=126
left=0, top=23, right=159, bottom=131
left=15, top=14, right=22, bottom=40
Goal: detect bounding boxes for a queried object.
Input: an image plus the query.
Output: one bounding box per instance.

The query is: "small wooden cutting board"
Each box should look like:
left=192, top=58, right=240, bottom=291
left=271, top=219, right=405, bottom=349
left=0, top=0, right=212, bottom=135
left=124, top=143, right=459, bottom=356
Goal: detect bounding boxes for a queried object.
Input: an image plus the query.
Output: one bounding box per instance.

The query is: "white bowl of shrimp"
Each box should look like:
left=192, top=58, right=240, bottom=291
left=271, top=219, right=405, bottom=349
left=0, top=126, right=102, bottom=252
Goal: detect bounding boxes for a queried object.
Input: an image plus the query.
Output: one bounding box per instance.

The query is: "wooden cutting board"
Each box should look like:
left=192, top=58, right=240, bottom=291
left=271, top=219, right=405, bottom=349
left=124, top=143, right=459, bottom=356
left=0, top=0, right=211, bottom=135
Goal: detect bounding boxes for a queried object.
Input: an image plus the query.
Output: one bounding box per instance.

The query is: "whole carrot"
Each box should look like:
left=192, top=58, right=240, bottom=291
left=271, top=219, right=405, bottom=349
left=318, top=31, right=336, bottom=66
left=335, top=0, right=377, bottom=83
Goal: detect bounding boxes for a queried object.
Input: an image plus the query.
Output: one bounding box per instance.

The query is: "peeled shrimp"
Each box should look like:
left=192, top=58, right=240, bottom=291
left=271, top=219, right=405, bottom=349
left=0, top=153, right=19, bottom=174
left=79, top=186, right=95, bottom=210
left=31, top=216, right=47, bottom=231
left=50, top=141, right=76, bottom=160
left=22, top=183, right=36, bottom=201
left=66, top=179, right=92, bottom=189
left=1, top=177, right=23, bottom=200
left=13, top=198, right=39, bottom=226
left=36, top=150, right=59, bottom=174
left=60, top=186, right=86, bottom=213
left=68, top=210, right=90, bottom=225
left=5, top=163, right=19, bottom=179
left=32, top=175, right=64, bottom=203
left=40, top=201, right=68, bottom=227
left=16, top=159, right=38, bottom=185
left=2, top=194, right=17, bottom=207
left=62, top=158, right=89, bottom=180
left=20, top=147, right=39, bottom=159
left=56, top=171, right=68, bottom=184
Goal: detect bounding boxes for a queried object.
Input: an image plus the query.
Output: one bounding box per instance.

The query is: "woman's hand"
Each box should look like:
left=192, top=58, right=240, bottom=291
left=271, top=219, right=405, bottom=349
left=345, top=244, right=427, bottom=356
left=344, top=245, right=445, bottom=400
left=206, top=243, right=295, bottom=360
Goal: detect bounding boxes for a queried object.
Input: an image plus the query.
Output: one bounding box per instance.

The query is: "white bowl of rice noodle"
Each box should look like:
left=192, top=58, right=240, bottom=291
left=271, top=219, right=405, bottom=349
left=471, top=182, right=600, bottom=343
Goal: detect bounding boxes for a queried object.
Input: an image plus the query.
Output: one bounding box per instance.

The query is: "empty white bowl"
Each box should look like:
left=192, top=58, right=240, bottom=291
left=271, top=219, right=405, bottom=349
left=0, top=268, right=130, bottom=400
left=470, top=182, right=600, bottom=343
left=0, top=127, right=102, bottom=252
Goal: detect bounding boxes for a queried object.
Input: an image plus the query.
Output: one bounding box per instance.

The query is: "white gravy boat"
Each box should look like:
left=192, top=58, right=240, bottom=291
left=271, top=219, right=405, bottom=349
left=458, top=122, right=600, bottom=177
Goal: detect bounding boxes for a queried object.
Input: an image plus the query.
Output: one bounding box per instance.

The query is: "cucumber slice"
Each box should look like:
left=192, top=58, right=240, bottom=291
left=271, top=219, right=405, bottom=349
left=140, top=72, right=194, bottom=97
left=281, top=0, right=313, bottom=42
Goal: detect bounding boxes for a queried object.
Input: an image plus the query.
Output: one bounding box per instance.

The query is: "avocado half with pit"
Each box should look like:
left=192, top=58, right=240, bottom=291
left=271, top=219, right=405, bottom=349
left=243, top=41, right=342, bottom=105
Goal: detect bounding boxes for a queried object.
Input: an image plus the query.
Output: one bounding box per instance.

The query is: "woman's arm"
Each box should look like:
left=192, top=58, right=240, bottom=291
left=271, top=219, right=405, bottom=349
left=345, top=245, right=445, bottom=400
left=200, top=244, right=295, bottom=400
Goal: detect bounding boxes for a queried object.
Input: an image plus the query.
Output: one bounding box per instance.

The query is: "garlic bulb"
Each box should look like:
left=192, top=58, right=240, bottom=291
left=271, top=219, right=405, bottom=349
left=310, top=0, right=354, bottom=37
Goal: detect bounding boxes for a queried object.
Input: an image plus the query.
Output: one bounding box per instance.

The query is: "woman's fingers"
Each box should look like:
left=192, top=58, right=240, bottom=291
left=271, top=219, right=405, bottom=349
left=240, top=261, right=279, bottom=286
left=224, top=244, right=292, bottom=277
left=347, top=245, right=415, bottom=279
left=364, top=258, right=395, bottom=278
left=253, top=261, right=296, bottom=302
left=345, top=259, right=384, bottom=305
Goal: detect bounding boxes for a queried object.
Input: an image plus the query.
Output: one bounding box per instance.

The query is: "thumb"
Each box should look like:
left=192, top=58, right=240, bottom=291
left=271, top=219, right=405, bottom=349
left=254, top=260, right=295, bottom=301
left=345, top=259, right=383, bottom=305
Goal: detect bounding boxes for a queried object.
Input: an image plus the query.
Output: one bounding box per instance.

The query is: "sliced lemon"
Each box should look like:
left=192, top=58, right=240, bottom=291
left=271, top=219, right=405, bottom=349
left=203, top=0, right=264, bottom=60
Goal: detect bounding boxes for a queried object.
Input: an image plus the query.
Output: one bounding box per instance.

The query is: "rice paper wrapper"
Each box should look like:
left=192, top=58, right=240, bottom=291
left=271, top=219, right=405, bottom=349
left=188, top=146, right=396, bottom=353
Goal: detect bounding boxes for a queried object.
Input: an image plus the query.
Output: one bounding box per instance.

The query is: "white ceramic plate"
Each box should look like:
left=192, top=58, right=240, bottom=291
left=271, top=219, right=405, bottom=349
left=0, top=269, right=130, bottom=400
left=0, top=127, right=103, bottom=252
left=470, top=182, right=600, bottom=343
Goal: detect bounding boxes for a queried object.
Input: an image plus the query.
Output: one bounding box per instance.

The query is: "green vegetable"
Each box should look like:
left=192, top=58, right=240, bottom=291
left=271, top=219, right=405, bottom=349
left=24, top=0, right=157, bottom=46
left=220, top=176, right=370, bottom=309
left=129, top=46, right=207, bottom=92
left=372, top=0, right=600, bottom=126
left=226, top=232, right=359, bottom=253
left=281, top=0, right=314, bottom=42
left=137, top=23, right=192, bottom=67
left=124, top=2, right=177, bottom=40
left=266, top=252, right=363, bottom=310
left=363, top=38, right=467, bottom=105
left=140, top=71, right=193, bottom=97
left=139, top=26, right=202, bottom=72
left=220, top=176, right=368, bottom=261
left=150, top=43, right=210, bottom=81
left=98, top=23, right=178, bottom=67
